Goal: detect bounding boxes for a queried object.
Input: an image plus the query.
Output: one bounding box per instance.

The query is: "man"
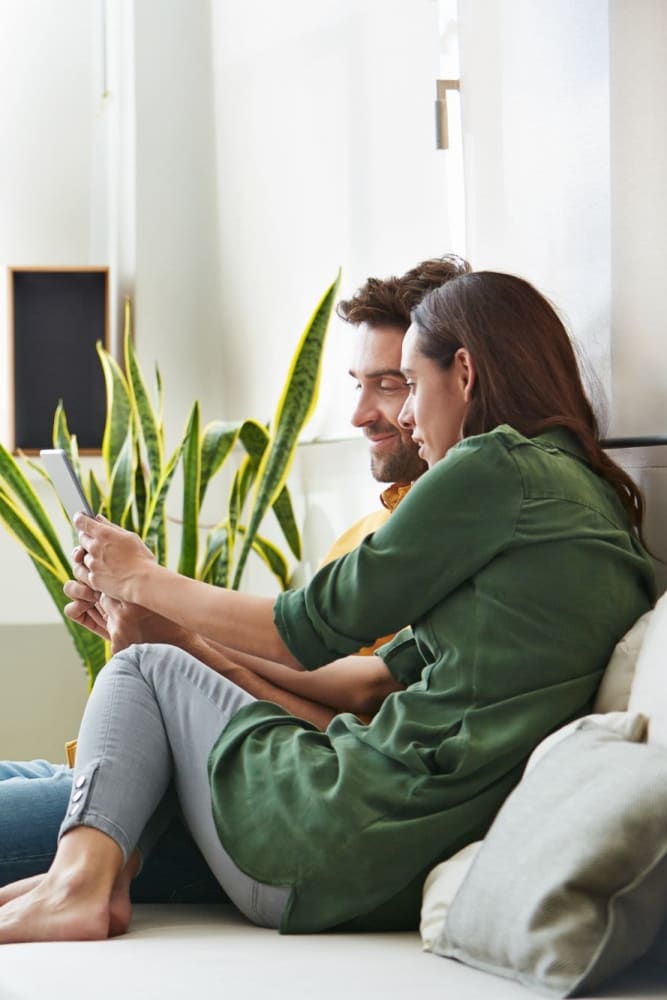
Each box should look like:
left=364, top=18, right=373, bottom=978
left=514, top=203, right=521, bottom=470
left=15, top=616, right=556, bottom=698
left=0, top=254, right=470, bottom=902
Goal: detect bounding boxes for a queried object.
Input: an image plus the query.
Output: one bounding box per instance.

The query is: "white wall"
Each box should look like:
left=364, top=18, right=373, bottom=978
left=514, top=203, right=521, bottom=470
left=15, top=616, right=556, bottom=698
left=609, top=0, right=667, bottom=436
left=457, top=0, right=612, bottom=399
left=0, top=0, right=98, bottom=624
left=0, top=0, right=446, bottom=755
left=209, top=0, right=451, bottom=437
left=2, top=0, right=665, bottom=757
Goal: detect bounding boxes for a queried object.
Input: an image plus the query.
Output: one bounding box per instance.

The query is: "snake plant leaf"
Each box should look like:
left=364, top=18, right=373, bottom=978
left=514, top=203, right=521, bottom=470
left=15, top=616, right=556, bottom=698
left=271, top=486, right=301, bottom=560
left=62, top=616, right=107, bottom=687
left=237, top=419, right=269, bottom=506
left=199, top=420, right=242, bottom=506
left=29, top=554, right=107, bottom=683
left=97, top=342, right=132, bottom=487
left=0, top=445, right=73, bottom=575
left=124, top=307, right=163, bottom=494
left=141, top=439, right=184, bottom=558
left=211, top=532, right=231, bottom=588
left=50, top=406, right=87, bottom=494
left=235, top=420, right=301, bottom=560
left=231, top=272, right=339, bottom=588
left=87, top=469, right=105, bottom=516
left=228, top=459, right=255, bottom=542
left=249, top=533, right=290, bottom=590
left=52, top=402, right=72, bottom=453
left=108, top=429, right=136, bottom=527
left=177, top=403, right=201, bottom=578
left=0, top=490, right=69, bottom=580
left=199, top=524, right=228, bottom=582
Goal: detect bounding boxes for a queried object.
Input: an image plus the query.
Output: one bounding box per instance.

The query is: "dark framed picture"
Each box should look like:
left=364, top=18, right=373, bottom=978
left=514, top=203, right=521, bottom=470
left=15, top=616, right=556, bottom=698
left=8, top=267, right=109, bottom=453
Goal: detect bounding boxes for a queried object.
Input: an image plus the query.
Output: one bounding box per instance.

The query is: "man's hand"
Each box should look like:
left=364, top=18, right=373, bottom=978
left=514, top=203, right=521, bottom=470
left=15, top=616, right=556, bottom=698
left=65, top=546, right=192, bottom=654
left=63, top=578, right=110, bottom=641
left=100, top=597, right=192, bottom=655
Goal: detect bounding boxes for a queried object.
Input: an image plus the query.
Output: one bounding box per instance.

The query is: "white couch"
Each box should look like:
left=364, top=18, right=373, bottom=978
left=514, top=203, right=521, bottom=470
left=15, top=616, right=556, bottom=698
left=1, top=904, right=666, bottom=1000
left=3, top=599, right=667, bottom=1000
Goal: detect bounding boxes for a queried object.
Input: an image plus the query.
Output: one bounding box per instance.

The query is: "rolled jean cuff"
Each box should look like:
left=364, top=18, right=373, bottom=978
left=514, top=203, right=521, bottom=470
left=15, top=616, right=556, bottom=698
left=57, top=759, right=131, bottom=864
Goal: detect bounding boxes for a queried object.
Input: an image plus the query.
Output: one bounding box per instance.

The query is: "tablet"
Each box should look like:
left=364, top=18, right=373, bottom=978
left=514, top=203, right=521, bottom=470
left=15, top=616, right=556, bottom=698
left=40, top=448, right=94, bottom=522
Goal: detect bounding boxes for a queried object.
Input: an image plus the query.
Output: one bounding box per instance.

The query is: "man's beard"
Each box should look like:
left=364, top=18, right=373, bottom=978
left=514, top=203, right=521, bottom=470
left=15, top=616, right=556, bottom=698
left=370, top=437, right=427, bottom=484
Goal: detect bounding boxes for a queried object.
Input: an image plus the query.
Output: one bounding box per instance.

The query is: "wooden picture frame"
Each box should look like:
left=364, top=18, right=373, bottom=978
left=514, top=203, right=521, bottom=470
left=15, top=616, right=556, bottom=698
left=8, top=267, right=109, bottom=454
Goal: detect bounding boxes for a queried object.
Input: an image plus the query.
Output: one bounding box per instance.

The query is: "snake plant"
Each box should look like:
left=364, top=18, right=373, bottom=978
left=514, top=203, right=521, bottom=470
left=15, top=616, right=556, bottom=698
left=0, top=273, right=340, bottom=686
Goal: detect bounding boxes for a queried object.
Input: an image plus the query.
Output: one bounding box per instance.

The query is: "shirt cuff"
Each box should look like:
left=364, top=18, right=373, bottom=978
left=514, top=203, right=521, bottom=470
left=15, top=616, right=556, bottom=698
left=374, top=627, right=424, bottom=686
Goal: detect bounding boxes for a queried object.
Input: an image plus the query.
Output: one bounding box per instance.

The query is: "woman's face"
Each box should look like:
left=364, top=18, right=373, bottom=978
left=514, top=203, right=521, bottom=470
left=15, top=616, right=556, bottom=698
left=398, top=324, right=473, bottom=468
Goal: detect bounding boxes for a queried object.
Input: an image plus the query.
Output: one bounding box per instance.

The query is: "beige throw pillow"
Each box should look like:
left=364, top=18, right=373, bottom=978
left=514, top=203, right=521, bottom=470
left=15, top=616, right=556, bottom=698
left=628, top=592, right=667, bottom=747
left=431, top=717, right=667, bottom=998
left=593, top=609, right=653, bottom=713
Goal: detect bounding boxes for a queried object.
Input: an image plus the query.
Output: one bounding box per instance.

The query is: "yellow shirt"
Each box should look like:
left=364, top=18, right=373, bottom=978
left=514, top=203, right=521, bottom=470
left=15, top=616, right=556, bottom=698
left=320, top=482, right=412, bottom=655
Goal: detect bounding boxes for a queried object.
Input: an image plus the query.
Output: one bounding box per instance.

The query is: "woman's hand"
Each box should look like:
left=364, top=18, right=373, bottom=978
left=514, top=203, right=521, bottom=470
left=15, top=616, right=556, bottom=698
left=72, top=514, right=156, bottom=603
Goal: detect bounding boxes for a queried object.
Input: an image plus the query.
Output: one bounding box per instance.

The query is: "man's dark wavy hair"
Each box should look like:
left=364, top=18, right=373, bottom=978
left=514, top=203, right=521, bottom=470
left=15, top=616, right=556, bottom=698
left=336, top=254, right=472, bottom=331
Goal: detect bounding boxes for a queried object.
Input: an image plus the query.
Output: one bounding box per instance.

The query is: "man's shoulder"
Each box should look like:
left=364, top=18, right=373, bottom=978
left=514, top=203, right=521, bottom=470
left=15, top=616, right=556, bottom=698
left=321, top=510, right=392, bottom=566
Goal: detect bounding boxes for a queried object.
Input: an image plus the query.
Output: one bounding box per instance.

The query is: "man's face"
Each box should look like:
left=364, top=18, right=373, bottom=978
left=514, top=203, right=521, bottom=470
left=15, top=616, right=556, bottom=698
left=349, top=323, right=428, bottom=483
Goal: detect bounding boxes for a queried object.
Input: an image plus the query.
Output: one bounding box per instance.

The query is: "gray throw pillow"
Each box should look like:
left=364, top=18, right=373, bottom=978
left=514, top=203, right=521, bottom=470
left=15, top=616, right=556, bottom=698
left=434, top=720, right=667, bottom=998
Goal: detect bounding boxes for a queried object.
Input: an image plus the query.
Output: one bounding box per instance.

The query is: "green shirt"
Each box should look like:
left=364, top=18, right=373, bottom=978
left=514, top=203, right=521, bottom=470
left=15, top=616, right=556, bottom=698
left=209, top=426, right=655, bottom=933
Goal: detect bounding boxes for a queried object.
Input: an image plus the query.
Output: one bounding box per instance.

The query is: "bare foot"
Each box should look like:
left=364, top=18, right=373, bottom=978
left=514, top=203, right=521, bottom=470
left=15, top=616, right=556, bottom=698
left=0, top=874, right=111, bottom=943
left=0, top=827, right=123, bottom=944
left=108, top=851, right=140, bottom=937
left=0, top=874, right=46, bottom=907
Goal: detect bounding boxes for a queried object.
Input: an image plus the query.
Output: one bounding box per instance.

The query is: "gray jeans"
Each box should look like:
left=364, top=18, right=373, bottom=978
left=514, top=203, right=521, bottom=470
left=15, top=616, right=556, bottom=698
left=59, top=643, right=291, bottom=928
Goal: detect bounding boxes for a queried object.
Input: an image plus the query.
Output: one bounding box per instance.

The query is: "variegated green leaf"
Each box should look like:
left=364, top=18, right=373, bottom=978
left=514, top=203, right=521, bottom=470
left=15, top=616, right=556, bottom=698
left=141, top=440, right=184, bottom=555
left=177, top=403, right=201, bottom=578
left=199, top=524, right=229, bottom=581
left=234, top=422, right=301, bottom=559
left=271, top=485, right=301, bottom=559
left=232, top=273, right=339, bottom=588
left=249, top=532, right=290, bottom=590
left=211, top=533, right=231, bottom=588
left=0, top=492, right=69, bottom=580
left=0, top=445, right=73, bottom=575
left=33, top=555, right=107, bottom=684
left=97, top=342, right=132, bottom=486
left=52, top=402, right=72, bottom=452
left=108, top=429, right=136, bottom=526
left=87, top=469, right=105, bottom=516
left=125, top=307, right=163, bottom=493
left=199, top=420, right=242, bottom=505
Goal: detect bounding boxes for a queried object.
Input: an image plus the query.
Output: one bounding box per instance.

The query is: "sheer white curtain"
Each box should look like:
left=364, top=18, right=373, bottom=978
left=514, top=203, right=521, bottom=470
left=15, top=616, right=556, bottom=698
left=457, top=0, right=612, bottom=404
left=609, top=0, right=667, bottom=437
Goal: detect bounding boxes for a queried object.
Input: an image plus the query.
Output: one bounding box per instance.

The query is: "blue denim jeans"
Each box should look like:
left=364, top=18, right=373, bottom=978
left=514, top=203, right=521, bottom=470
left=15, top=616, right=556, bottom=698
left=0, top=758, right=226, bottom=903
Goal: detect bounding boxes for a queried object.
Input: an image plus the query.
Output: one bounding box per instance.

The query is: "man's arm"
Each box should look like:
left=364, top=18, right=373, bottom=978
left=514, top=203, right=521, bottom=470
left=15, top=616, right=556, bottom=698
left=207, top=642, right=403, bottom=717
left=64, top=582, right=403, bottom=730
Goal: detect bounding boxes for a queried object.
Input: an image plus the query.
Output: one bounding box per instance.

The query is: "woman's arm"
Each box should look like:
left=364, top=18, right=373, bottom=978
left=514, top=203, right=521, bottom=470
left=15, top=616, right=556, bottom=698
left=65, top=576, right=402, bottom=726
left=72, top=515, right=300, bottom=667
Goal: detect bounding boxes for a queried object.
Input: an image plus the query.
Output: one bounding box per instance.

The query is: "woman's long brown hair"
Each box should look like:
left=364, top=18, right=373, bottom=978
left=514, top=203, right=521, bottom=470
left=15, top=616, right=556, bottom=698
left=412, top=272, right=645, bottom=533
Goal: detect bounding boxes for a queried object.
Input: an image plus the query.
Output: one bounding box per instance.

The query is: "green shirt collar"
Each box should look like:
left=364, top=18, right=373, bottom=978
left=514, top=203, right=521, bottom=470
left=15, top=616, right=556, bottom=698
left=535, top=426, right=589, bottom=463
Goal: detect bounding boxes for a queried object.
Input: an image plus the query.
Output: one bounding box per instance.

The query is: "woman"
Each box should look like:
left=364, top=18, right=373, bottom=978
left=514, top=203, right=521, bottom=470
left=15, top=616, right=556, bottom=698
left=0, top=272, right=655, bottom=943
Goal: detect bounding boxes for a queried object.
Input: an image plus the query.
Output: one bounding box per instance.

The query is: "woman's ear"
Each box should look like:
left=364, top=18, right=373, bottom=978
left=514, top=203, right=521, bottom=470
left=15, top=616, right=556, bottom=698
left=454, top=348, right=476, bottom=403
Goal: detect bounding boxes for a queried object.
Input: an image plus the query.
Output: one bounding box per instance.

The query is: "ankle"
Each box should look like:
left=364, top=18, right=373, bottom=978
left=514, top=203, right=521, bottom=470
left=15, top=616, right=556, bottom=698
left=49, top=827, right=125, bottom=897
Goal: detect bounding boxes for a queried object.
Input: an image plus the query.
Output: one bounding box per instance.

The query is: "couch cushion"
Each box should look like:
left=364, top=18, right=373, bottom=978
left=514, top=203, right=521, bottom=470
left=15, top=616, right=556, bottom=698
left=430, top=716, right=667, bottom=998
left=593, top=609, right=652, bottom=713
left=628, top=591, right=667, bottom=747
left=420, top=713, right=643, bottom=951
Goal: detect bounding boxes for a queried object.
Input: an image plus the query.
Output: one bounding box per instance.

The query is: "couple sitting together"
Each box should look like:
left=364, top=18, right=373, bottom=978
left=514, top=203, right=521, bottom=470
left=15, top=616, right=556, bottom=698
left=0, top=258, right=655, bottom=943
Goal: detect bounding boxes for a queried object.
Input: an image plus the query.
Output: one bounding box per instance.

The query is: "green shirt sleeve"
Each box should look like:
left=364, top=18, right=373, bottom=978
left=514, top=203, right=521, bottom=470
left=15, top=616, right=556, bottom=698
left=274, top=429, right=523, bottom=669
left=373, top=626, right=424, bottom=686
